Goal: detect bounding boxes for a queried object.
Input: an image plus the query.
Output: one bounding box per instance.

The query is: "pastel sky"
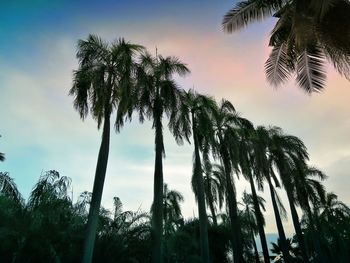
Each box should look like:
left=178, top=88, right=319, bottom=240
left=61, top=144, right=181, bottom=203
left=1, top=0, right=349, bottom=237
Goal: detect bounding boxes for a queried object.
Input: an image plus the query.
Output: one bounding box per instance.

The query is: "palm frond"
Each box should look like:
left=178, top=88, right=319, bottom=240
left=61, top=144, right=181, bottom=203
left=296, top=46, right=327, bottom=93
left=0, top=172, right=24, bottom=206
left=265, top=43, right=292, bottom=86
left=222, top=0, right=278, bottom=33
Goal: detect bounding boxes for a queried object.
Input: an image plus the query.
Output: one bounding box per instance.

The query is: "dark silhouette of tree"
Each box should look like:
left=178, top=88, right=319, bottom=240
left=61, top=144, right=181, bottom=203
left=223, top=0, right=350, bottom=93
left=70, top=34, right=144, bottom=263
left=133, top=51, right=189, bottom=263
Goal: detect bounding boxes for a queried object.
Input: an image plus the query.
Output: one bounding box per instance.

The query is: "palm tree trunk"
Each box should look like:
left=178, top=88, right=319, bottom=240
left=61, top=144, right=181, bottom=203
left=152, top=111, right=164, bottom=263
left=285, top=186, right=309, bottom=263
left=251, top=228, right=260, bottom=263
left=82, top=111, right=111, bottom=263
left=266, top=175, right=291, bottom=263
left=219, top=142, right=244, bottom=263
left=192, top=114, right=210, bottom=263
left=248, top=172, right=270, bottom=263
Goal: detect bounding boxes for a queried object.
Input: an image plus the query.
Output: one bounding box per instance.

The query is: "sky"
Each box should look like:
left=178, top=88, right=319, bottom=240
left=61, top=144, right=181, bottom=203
left=1, top=0, right=350, bottom=238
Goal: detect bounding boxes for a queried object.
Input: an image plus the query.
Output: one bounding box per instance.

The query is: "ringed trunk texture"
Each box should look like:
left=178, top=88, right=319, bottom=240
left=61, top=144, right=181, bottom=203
left=248, top=173, right=270, bottom=263
left=192, top=114, right=210, bottom=263
left=82, top=112, right=111, bottom=263
left=152, top=113, right=164, bottom=263
left=267, top=176, right=291, bottom=263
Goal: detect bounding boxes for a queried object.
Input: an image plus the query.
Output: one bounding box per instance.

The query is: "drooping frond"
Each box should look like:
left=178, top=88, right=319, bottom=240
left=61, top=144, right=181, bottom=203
left=222, top=0, right=281, bottom=33
left=265, top=43, right=292, bottom=86
left=0, top=172, right=24, bottom=206
left=296, top=46, right=327, bottom=93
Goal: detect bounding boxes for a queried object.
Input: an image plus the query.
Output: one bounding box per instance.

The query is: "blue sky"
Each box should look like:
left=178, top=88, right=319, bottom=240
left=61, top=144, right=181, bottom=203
left=1, top=0, right=350, bottom=237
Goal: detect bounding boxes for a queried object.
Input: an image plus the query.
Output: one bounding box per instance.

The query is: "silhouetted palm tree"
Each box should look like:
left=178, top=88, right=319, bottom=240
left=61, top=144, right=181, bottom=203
left=211, top=99, right=253, bottom=263
left=241, top=191, right=266, bottom=263
left=163, top=183, right=184, bottom=236
left=134, top=51, right=189, bottom=263
left=268, top=127, right=310, bottom=262
left=239, top=126, right=275, bottom=263
left=249, top=126, right=292, bottom=262
left=0, top=172, right=23, bottom=206
left=177, top=89, right=218, bottom=263
left=70, top=34, right=143, bottom=263
left=222, top=0, right=350, bottom=93
left=203, top=162, right=225, bottom=226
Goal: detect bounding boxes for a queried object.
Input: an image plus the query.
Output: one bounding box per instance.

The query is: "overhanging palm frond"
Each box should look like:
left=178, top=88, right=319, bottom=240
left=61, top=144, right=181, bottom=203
left=222, top=0, right=278, bottom=33
left=265, top=43, right=292, bottom=86
left=296, top=46, right=327, bottom=93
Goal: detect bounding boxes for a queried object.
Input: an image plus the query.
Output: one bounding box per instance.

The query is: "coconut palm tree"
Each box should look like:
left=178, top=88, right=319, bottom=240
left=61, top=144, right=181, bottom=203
left=176, top=89, right=218, bottom=263
left=222, top=0, right=350, bottom=93
left=268, top=127, right=310, bottom=262
left=133, top=52, right=189, bottom=263
left=238, top=126, right=276, bottom=263
left=203, top=161, right=225, bottom=226
left=241, top=191, right=266, bottom=263
left=69, top=34, right=144, bottom=263
left=211, top=99, right=253, bottom=263
left=163, top=183, right=184, bottom=236
left=0, top=172, right=23, bottom=206
left=248, top=126, right=292, bottom=262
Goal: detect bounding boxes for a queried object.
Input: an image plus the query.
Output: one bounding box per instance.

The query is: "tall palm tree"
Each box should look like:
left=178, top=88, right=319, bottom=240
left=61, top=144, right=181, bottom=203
left=268, top=127, right=310, bottom=262
left=238, top=126, right=275, bottom=263
left=134, top=52, right=189, bottom=263
left=69, top=34, right=143, bottom=263
left=222, top=0, right=350, bottom=93
left=250, top=126, right=292, bottom=263
left=211, top=99, right=253, bottom=263
left=177, top=89, right=217, bottom=263
left=163, top=183, right=184, bottom=236
left=241, top=191, right=266, bottom=263
left=203, top=162, right=225, bottom=226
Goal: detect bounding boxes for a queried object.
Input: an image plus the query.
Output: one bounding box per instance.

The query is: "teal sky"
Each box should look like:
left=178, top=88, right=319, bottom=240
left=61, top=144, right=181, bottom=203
left=1, top=0, right=350, bottom=237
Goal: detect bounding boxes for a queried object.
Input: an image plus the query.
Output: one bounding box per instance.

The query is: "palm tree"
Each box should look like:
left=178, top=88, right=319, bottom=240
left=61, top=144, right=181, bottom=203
left=249, top=126, right=292, bottom=263
left=211, top=99, right=253, bottom=263
left=238, top=126, right=275, bottom=263
left=203, top=162, right=225, bottom=226
left=268, top=127, right=310, bottom=262
left=241, top=191, right=266, bottom=263
left=163, top=183, right=184, bottom=236
left=222, top=0, right=350, bottom=93
left=69, top=34, right=143, bottom=263
left=176, top=89, right=218, bottom=263
left=0, top=172, right=23, bottom=206
left=134, top=52, right=189, bottom=263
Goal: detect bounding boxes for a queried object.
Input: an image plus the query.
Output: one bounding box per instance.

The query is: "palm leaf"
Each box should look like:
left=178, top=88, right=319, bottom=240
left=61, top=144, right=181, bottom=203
left=265, top=43, right=292, bottom=86
left=222, top=0, right=278, bottom=33
left=296, top=46, right=327, bottom=93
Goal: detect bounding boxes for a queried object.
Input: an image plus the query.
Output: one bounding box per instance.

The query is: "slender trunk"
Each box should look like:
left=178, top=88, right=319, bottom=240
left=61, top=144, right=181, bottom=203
left=82, top=111, right=111, bottom=263
left=152, top=111, right=164, bottom=263
left=219, top=139, right=244, bottom=263
left=248, top=173, right=270, bottom=263
left=285, top=186, right=309, bottom=263
left=192, top=113, right=210, bottom=263
left=266, top=175, right=291, bottom=263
